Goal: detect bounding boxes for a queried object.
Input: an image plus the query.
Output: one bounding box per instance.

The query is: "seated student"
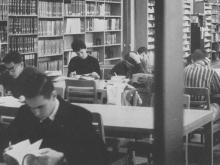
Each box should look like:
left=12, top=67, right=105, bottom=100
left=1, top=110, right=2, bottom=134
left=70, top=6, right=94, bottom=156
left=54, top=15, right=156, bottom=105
left=0, top=67, right=107, bottom=165
left=110, top=51, right=145, bottom=78
left=68, top=39, right=101, bottom=79
left=0, top=52, right=24, bottom=98
left=184, top=49, right=220, bottom=121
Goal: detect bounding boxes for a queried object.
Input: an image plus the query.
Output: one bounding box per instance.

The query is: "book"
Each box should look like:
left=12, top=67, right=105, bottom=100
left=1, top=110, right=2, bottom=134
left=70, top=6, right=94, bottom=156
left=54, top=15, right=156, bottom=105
left=4, top=139, right=43, bottom=165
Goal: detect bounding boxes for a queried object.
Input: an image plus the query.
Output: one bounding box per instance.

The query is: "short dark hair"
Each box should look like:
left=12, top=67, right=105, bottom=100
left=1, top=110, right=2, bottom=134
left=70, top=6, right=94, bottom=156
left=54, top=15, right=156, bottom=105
left=71, top=39, right=86, bottom=52
left=137, top=47, right=147, bottom=54
left=18, top=67, right=54, bottom=99
left=191, top=49, right=207, bottom=62
left=3, top=52, right=23, bottom=64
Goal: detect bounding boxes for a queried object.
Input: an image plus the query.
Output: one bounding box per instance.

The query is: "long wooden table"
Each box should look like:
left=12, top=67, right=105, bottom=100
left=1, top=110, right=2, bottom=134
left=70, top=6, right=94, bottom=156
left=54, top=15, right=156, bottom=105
left=74, top=103, right=213, bottom=165
left=0, top=98, right=214, bottom=165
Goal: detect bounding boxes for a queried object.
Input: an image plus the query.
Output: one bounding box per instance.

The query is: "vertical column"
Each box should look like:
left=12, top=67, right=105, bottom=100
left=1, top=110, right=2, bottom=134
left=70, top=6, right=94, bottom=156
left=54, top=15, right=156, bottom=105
left=154, top=0, right=184, bottom=165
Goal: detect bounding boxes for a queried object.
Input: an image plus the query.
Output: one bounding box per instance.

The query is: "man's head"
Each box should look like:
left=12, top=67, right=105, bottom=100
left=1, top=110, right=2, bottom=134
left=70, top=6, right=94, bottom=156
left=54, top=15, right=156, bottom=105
left=3, top=52, right=24, bottom=79
left=71, top=39, right=88, bottom=59
left=137, top=47, right=147, bottom=57
left=191, top=49, right=208, bottom=63
left=18, top=67, right=57, bottom=121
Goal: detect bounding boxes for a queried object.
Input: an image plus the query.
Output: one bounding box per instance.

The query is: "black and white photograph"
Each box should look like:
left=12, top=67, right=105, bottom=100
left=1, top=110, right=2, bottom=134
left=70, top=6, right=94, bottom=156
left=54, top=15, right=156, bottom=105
left=0, top=0, right=219, bottom=165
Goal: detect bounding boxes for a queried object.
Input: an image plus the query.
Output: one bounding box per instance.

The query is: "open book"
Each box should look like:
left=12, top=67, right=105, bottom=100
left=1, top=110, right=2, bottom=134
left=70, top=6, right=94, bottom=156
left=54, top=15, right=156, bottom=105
left=4, top=139, right=42, bottom=165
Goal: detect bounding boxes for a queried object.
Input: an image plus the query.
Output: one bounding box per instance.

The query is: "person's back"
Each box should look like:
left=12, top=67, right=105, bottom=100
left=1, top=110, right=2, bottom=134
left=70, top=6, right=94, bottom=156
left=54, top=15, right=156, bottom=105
left=184, top=50, right=220, bottom=95
left=184, top=49, right=220, bottom=120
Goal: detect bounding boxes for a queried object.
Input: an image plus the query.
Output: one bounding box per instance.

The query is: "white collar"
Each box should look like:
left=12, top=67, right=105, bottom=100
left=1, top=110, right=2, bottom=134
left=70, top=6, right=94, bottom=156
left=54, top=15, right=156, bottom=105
left=49, top=98, right=59, bottom=121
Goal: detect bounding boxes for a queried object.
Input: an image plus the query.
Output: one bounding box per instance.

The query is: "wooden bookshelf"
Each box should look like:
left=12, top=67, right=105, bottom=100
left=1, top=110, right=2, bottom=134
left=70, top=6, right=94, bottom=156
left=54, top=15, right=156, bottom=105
left=2, top=0, right=123, bottom=76
left=183, top=0, right=192, bottom=58
left=146, top=0, right=155, bottom=62
left=192, top=0, right=220, bottom=61
left=63, top=0, right=123, bottom=78
left=0, top=0, right=8, bottom=61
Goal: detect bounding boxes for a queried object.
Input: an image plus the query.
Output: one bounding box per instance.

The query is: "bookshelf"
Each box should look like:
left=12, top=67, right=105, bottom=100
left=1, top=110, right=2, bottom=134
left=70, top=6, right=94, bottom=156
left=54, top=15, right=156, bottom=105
left=146, top=0, right=155, bottom=59
left=2, top=0, right=123, bottom=76
left=63, top=0, right=123, bottom=78
left=192, top=0, right=220, bottom=61
left=0, top=0, right=8, bottom=61
left=6, top=0, right=38, bottom=67
left=37, top=0, right=64, bottom=72
left=210, top=1, right=220, bottom=61
left=183, top=0, right=192, bottom=58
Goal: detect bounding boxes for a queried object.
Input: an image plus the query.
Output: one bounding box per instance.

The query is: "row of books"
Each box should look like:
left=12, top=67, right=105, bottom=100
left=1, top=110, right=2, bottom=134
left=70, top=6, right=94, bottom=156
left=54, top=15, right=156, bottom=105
left=38, top=59, right=63, bottom=72
left=64, top=1, right=85, bottom=16
left=65, top=18, right=84, bottom=34
left=105, top=33, right=117, bottom=44
left=0, top=25, right=7, bottom=43
left=8, top=17, right=37, bottom=34
left=38, top=1, right=63, bottom=17
left=9, top=0, right=37, bottom=15
left=86, top=2, right=105, bottom=16
left=0, top=0, right=7, bottom=21
left=106, top=18, right=120, bottom=30
left=38, top=39, right=63, bottom=57
left=8, top=36, right=37, bottom=53
left=24, top=53, right=36, bottom=67
left=38, top=20, right=63, bottom=36
left=0, top=44, right=7, bottom=62
left=86, top=18, right=105, bottom=31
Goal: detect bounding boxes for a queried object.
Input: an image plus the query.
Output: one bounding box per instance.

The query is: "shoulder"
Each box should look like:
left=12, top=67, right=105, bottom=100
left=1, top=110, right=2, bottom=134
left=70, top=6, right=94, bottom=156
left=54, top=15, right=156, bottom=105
left=87, top=56, right=99, bottom=62
left=69, top=56, right=80, bottom=63
left=57, top=98, right=92, bottom=122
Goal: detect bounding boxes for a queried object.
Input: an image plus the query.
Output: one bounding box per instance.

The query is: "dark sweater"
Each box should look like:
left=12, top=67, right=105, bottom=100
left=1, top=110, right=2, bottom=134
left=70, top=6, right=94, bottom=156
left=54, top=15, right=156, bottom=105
left=0, top=97, right=107, bottom=165
left=68, top=56, right=101, bottom=77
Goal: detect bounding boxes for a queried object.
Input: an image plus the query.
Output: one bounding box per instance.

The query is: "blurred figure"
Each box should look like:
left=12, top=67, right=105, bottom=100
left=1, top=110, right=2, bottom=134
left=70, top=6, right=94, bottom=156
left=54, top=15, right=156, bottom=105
left=68, top=39, right=101, bottom=79
left=110, top=51, right=145, bottom=78
left=137, top=46, right=153, bottom=73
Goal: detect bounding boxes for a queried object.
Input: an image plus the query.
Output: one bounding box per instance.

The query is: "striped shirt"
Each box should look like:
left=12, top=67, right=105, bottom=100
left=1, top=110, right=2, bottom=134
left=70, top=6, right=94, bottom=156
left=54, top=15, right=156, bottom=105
left=184, top=62, right=220, bottom=95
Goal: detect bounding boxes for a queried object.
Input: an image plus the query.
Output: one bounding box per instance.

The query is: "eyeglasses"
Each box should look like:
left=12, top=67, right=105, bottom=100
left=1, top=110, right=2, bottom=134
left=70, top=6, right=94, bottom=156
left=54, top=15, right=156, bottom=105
left=6, top=63, right=21, bottom=73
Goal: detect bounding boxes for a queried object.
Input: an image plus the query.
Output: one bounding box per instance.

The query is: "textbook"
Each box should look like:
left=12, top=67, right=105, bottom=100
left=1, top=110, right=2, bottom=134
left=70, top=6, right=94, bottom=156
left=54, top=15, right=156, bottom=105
left=4, top=139, right=42, bottom=165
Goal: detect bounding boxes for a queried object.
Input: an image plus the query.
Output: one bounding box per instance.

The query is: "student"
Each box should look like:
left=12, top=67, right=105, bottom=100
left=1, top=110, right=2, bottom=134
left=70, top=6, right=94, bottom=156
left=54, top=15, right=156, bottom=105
left=68, top=39, right=101, bottom=79
left=0, top=67, right=107, bottom=165
left=1, top=52, right=24, bottom=98
left=184, top=49, right=220, bottom=120
left=110, top=51, right=145, bottom=78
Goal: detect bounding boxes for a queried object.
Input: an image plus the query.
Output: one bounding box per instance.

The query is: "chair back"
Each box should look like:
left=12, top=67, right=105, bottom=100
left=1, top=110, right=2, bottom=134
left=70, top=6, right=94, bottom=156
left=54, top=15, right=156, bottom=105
left=184, top=87, right=210, bottom=110
left=65, top=79, right=97, bottom=103
left=0, top=115, right=15, bottom=128
left=183, top=94, right=190, bottom=108
left=92, top=112, right=105, bottom=143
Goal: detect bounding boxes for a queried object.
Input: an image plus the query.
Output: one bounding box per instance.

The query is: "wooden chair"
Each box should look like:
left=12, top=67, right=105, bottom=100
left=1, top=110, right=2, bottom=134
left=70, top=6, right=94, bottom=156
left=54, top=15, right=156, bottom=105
left=184, top=87, right=220, bottom=148
left=65, top=79, right=97, bottom=103
left=184, top=87, right=210, bottom=110
left=91, top=112, right=130, bottom=165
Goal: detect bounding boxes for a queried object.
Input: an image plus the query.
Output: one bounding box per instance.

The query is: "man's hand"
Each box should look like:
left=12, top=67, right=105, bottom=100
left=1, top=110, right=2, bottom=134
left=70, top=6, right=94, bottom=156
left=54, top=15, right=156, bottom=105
left=90, top=72, right=100, bottom=79
left=37, top=148, right=64, bottom=165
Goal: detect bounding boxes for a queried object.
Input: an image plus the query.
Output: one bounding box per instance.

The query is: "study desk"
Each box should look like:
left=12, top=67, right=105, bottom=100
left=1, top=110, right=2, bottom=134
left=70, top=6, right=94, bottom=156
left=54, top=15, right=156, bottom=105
left=74, top=103, right=213, bottom=165
left=0, top=98, right=214, bottom=165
